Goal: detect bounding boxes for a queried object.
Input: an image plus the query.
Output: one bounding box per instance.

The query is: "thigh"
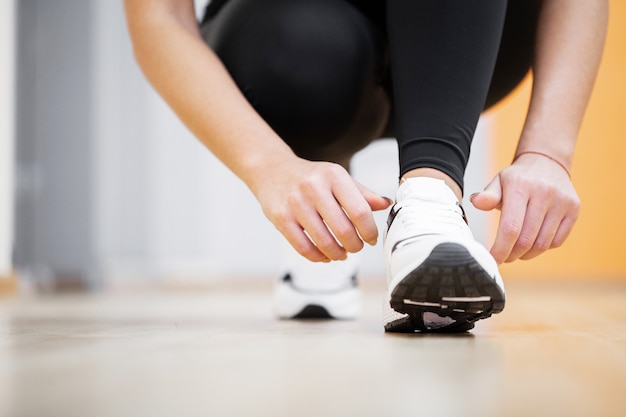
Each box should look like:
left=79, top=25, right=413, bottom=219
left=485, top=0, right=540, bottom=109
left=200, top=0, right=389, bottom=160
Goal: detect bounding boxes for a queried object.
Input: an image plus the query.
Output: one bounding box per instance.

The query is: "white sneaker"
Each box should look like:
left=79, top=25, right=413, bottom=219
left=383, top=178, right=505, bottom=332
left=273, top=244, right=361, bottom=320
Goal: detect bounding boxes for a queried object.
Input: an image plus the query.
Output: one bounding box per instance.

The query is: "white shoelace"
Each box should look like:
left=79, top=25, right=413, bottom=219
left=393, top=199, right=467, bottom=236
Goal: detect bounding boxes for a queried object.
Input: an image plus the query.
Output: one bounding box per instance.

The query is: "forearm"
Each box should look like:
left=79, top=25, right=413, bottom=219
left=124, top=0, right=296, bottom=193
left=516, top=0, right=608, bottom=169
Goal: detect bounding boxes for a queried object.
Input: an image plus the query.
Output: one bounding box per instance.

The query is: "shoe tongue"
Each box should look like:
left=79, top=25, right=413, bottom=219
left=396, top=177, right=458, bottom=204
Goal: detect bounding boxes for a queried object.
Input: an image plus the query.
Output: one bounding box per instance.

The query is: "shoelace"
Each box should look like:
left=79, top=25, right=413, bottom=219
left=393, top=199, right=467, bottom=236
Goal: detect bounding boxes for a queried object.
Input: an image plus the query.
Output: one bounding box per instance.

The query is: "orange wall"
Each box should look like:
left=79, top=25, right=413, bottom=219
left=489, top=1, right=626, bottom=279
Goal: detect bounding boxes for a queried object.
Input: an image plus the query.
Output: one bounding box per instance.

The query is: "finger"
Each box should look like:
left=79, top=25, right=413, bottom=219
left=287, top=185, right=348, bottom=260
left=278, top=221, right=328, bottom=263
left=293, top=204, right=347, bottom=261
left=333, top=179, right=380, bottom=246
left=551, top=213, right=578, bottom=249
left=519, top=209, right=564, bottom=260
left=316, top=195, right=364, bottom=253
left=355, top=181, right=393, bottom=211
left=491, top=184, right=529, bottom=264
left=470, top=174, right=503, bottom=212
left=506, top=198, right=549, bottom=262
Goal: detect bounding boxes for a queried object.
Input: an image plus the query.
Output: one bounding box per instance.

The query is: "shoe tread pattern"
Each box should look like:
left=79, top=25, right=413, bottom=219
left=386, top=242, right=505, bottom=333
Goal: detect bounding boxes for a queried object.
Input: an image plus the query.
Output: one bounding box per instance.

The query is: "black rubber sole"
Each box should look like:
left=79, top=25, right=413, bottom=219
left=292, top=305, right=334, bottom=320
left=385, top=242, right=505, bottom=333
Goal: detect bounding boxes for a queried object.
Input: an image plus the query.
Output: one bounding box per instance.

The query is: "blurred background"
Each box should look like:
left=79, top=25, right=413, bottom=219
left=0, top=0, right=625, bottom=295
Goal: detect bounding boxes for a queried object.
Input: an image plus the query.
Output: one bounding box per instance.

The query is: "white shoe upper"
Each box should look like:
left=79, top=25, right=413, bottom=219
left=279, top=244, right=361, bottom=293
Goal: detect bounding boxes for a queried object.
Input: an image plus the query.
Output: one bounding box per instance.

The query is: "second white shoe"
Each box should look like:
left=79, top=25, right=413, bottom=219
left=273, top=244, right=361, bottom=320
left=383, top=177, right=505, bottom=333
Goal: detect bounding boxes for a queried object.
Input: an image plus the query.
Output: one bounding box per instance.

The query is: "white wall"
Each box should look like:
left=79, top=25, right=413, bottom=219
left=92, top=0, right=285, bottom=283
left=0, top=0, right=15, bottom=277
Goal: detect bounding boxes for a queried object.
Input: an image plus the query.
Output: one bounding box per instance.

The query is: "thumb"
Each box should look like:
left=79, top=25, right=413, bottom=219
left=355, top=181, right=393, bottom=211
left=470, top=174, right=502, bottom=211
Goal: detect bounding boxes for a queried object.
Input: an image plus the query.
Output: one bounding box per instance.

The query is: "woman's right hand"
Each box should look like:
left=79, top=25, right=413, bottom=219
left=253, top=158, right=392, bottom=262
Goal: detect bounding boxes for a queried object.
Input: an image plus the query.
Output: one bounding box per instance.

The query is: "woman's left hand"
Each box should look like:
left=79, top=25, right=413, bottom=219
left=470, top=152, right=581, bottom=263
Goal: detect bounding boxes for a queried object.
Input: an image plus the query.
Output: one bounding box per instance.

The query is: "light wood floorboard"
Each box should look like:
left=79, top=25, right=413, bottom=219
left=0, top=279, right=625, bottom=417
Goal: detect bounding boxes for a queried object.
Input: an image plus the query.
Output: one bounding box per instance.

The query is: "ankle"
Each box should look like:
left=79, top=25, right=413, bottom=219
left=401, top=168, right=463, bottom=203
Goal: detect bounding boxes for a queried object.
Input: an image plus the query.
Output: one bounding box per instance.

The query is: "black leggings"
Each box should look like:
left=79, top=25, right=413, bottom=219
left=201, top=0, right=539, bottom=190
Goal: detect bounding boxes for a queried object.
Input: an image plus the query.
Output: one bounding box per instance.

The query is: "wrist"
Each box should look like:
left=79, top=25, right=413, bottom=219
left=239, top=143, right=299, bottom=196
left=515, top=130, right=576, bottom=174
left=513, top=151, right=571, bottom=178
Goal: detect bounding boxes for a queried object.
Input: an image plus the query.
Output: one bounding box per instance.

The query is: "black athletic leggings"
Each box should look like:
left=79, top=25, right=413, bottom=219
left=201, top=0, right=539, bottom=190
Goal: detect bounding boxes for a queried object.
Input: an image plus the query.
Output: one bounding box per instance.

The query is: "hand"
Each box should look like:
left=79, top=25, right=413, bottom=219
left=254, top=157, right=391, bottom=262
left=470, top=153, right=580, bottom=263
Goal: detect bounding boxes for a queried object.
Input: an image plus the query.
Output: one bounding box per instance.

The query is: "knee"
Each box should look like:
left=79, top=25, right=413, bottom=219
left=202, top=0, right=385, bottom=146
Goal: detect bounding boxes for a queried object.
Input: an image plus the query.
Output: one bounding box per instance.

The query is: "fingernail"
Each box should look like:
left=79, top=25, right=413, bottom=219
left=469, top=192, right=479, bottom=199
left=322, top=258, right=331, bottom=263
left=383, top=197, right=394, bottom=205
left=368, top=239, right=377, bottom=246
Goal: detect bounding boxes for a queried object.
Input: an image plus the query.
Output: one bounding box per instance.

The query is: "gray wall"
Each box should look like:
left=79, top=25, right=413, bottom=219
left=15, top=1, right=96, bottom=286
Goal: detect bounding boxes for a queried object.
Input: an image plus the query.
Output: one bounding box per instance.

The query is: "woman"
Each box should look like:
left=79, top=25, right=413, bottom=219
left=124, top=0, right=607, bottom=332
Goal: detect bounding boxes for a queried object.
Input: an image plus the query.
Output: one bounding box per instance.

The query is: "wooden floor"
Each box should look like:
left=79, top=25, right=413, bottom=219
left=1, top=278, right=625, bottom=417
